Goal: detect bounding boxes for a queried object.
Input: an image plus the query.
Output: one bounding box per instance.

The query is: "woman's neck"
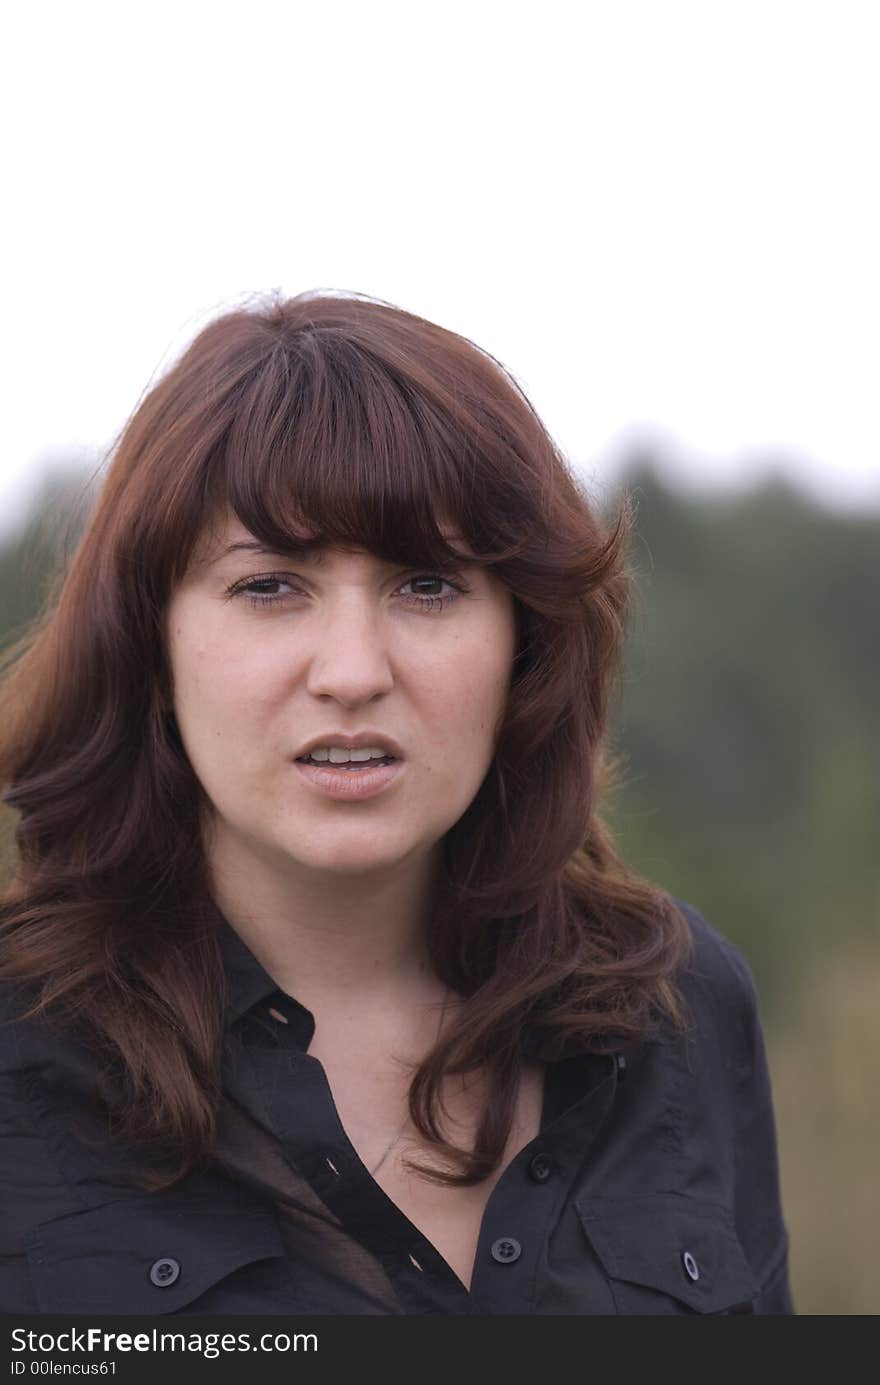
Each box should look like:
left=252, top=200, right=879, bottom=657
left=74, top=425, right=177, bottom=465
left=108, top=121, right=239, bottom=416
left=206, top=822, right=445, bottom=1008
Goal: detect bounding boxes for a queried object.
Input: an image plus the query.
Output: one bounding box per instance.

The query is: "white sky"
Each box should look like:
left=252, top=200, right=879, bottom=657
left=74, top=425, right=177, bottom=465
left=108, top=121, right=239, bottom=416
left=3, top=0, right=878, bottom=541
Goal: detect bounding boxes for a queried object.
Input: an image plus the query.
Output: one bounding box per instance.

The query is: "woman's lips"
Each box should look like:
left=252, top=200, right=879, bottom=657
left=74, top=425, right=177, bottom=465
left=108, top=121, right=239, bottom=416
left=292, top=757, right=405, bottom=801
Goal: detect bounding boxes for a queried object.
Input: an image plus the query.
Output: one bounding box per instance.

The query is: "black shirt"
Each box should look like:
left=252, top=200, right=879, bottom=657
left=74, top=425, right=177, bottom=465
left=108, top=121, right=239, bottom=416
left=0, top=898, right=794, bottom=1315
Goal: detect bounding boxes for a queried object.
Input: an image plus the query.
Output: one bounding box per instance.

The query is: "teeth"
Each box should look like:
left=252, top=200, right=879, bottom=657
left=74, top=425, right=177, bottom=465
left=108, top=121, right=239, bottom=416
left=307, top=746, right=390, bottom=763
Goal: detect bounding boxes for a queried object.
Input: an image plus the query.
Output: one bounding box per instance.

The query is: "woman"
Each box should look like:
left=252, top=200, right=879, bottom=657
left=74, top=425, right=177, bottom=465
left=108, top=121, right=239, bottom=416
left=0, top=291, right=793, bottom=1315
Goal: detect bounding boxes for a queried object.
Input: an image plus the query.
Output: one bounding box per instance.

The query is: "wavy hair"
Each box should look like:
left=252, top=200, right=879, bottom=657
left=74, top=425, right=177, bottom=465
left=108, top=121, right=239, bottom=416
left=0, top=290, right=693, bottom=1191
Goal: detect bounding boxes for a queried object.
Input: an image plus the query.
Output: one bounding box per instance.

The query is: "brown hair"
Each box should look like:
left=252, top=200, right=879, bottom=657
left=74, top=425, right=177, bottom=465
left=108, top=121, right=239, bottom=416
left=0, top=289, right=692, bottom=1191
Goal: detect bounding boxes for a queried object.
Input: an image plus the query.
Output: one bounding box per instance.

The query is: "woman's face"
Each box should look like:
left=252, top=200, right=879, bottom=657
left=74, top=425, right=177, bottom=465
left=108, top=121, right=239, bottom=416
left=164, top=509, right=518, bottom=881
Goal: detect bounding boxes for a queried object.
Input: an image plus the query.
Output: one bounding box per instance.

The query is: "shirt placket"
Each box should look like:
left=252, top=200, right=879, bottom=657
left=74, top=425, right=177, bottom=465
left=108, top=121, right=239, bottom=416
left=465, top=1057, right=619, bottom=1313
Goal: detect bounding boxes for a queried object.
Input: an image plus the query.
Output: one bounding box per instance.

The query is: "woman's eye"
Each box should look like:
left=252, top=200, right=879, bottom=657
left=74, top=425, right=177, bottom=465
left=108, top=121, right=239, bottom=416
left=399, top=575, right=465, bottom=609
left=229, top=577, right=297, bottom=608
left=227, top=572, right=469, bottom=612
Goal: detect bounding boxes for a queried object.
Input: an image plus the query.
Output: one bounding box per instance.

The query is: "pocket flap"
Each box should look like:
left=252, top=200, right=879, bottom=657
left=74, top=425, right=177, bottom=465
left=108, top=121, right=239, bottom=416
left=575, top=1194, right=760, bottom=1314
left=24, top=1184, right=285, bottom=1314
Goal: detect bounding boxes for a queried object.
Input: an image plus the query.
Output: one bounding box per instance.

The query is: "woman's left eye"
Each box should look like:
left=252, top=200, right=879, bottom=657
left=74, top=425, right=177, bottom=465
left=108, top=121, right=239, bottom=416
left=227, top=572, right=468, bottom=612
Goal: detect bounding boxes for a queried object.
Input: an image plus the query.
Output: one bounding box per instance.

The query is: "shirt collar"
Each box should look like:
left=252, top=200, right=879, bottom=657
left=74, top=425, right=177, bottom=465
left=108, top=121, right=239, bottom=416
left=217, top=914, right=295, bottom=1029
left=216, top=913, right=622, bottom=1063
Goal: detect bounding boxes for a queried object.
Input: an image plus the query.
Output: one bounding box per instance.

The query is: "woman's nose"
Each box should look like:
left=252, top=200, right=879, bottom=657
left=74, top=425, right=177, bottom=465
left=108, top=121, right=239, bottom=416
left=303, top=597, right=395, bottom=704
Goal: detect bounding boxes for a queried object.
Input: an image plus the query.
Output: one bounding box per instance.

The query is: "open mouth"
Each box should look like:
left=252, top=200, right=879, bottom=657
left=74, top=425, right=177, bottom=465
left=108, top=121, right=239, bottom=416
left=295, top=755, right=398, bottom=771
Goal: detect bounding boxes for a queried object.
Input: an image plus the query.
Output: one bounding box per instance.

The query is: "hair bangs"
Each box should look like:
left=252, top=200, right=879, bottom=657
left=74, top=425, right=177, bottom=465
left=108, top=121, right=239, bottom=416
left=206, top=331, right=494, bottom=574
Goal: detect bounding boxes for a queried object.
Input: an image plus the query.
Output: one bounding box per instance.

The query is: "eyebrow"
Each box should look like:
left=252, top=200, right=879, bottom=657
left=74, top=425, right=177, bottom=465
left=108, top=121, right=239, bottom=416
left=214, top=532, right=467, bottom=566
left=216, top=541, right=327, bottom=566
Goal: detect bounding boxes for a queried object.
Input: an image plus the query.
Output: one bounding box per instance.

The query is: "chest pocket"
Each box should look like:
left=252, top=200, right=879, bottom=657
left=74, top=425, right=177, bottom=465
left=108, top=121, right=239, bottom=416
left=575, top=1194, right=760, bottom=1315
left=23, top=1185, right=286, bottom=1314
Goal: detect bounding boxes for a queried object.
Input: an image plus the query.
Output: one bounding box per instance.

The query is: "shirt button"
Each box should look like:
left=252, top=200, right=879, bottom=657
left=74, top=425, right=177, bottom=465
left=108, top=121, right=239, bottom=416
left=527, top=1154, right=554, bottom=1182
left=682, top=1250, right=700, bottom=1282
left=490, top=1237, right=522, bottom=1264
left=149, top=1257, right=181, bottom=1287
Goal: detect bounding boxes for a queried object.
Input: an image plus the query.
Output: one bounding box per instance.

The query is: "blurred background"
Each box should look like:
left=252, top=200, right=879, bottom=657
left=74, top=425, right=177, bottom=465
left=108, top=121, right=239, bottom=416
left=2, top=0, right=877, bottom=1313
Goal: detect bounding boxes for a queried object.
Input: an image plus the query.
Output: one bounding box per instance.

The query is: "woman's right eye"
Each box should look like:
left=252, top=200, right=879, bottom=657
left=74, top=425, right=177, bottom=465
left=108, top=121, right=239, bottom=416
left=229, top=576, right=296, bottom=609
